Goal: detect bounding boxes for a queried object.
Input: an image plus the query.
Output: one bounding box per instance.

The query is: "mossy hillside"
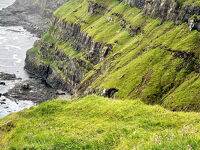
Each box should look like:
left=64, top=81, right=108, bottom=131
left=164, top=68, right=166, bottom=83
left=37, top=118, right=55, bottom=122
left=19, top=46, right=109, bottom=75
left=28, top=42, right=68, bottom=82
left=1, top=95, right=200, bottom=149
left=51, top=0, right=200, bottom=110
left=28, top=25, right=90, bottom=82
left=43, top=32, right=81, bottom=59
left=178, top=0, right=200, bottom=7
left=54, top=0, right=200, bottom=52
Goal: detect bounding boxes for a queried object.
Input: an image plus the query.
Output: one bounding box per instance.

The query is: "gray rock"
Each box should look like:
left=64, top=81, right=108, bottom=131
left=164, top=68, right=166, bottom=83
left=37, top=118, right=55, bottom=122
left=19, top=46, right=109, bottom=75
left=120, top=0, right=200, bottom=31
left=0, top=72, right=16, bottom=80
left=22, top=82, right=30, bottom=90
left=5, top=79, right=58, bottom=104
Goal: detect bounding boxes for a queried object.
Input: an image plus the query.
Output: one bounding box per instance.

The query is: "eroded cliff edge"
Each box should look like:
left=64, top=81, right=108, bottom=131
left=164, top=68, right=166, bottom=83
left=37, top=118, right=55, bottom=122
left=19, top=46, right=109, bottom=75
left=25, top=0, right=200, bottom=111
left=121, top=0, right=200, bottom=31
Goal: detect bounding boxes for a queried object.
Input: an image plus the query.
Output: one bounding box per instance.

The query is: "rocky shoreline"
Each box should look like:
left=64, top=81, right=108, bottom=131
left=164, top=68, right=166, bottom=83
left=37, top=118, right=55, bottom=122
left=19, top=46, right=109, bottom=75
left=0, top=0, right=69, bottom=36
left=0, top=72, right=71, bottom=109
left=0, top=0, right=73, bottom=118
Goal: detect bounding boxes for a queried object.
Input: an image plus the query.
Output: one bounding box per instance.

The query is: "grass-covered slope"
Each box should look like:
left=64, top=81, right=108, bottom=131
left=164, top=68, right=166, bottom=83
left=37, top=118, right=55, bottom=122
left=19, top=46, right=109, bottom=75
left=1, top=95, right=200, bottom=149
left=53, top=0, right=200, bottom=111
left=28, top=0, right=200, bottom=111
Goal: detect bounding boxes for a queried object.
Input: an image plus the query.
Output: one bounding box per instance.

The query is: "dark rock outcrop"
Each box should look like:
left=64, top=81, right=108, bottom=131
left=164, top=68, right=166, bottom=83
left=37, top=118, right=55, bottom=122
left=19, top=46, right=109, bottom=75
left=4, top=79, right=58, bottom=104
left=103, top=88, right=119, bottom=98
left=25, top=51, right=73, bottom=93
left=0, top=72, right=17, bottom=80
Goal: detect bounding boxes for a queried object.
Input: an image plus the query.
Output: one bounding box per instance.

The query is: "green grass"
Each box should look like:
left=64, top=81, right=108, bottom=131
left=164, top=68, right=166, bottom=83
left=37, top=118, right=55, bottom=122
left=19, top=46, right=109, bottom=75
left=30, top=0, right=200, bottom=111
left=8, top=0, right=200, bottom=149
left=1, top=95, right=200, bottom=149
left=178, top=0, right=200, bottom=7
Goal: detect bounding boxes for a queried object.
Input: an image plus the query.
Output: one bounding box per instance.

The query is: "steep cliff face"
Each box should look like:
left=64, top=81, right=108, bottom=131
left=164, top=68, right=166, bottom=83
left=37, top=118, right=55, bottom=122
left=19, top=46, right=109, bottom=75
left=143, top=0, right=179, bottom=21
left=25, top=15, right=107, bottom=94
left=0, top=0, right=69, bottom=35
left=26, top=0, right=200, bottom=111
left=118, top=0, right=145, bottom=9
left=120, top=0, right=200, bottom=31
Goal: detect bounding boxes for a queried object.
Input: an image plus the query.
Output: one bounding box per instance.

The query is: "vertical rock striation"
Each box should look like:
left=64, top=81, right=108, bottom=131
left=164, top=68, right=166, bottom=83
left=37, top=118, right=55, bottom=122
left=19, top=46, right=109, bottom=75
left=120, top=0, right=200, bottom=31
left=25, top=16, right=111, bottom=94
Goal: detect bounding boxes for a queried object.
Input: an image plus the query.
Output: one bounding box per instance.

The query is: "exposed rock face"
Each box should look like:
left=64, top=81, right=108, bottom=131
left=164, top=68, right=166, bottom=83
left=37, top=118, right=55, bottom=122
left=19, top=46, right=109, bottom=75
left=144, top=0, right=200, bottom=31
left=143, top=0, right=179, bottom=21
left=120, top=0, right=200, bottom=31
left=4, top=79, right=58, bottom=104
left=51, top=17, right=106, bottom=64
left=25, top=52, right=49, bottom=79
left=0, top=72, right=17, bottom=80
left=88, top=0, right=106, bottom=15
left=118, top=0, right=145, bottom=9
left=25, top=16, right=110, bottom=94
left=25, top=51, right=73, bottom=93
left=0, top=0, right=69, bottom=36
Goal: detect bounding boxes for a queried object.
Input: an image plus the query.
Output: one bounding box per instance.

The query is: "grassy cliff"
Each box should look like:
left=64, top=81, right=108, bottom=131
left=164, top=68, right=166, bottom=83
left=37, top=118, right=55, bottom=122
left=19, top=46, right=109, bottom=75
left=44, top=0, right=200, bottom=111
left=1, top=95, right=200, bottom=149
left=1, top=0, right=200, bottom=149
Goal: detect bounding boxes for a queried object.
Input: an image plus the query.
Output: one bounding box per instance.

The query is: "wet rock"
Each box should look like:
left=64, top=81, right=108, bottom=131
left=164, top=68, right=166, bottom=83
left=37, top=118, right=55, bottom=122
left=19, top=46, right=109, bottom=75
left=5, top=79, right=58, bottom=104
left=21, top=82, right=30, bottom=90
left=0, top=72, right=16, bottom=80
left=0, top=82, right=6, bottom=86
left=0, top=102, right=6, bottom=105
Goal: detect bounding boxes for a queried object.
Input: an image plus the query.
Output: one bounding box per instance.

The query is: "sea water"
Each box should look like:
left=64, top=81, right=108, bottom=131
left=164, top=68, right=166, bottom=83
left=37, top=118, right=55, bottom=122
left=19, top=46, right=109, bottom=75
left=0, top=0, right=38, bottom=118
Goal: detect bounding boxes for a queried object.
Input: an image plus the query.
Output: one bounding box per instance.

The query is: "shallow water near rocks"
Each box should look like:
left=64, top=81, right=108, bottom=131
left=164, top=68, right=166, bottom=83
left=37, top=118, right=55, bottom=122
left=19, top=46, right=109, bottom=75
left=0, top=0, right=38, bottom=118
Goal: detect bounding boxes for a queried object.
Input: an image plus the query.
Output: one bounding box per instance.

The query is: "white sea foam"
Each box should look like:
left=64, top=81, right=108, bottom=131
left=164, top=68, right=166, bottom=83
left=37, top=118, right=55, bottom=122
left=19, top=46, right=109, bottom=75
left=0, top=0, right=38, bottom=119
left=6, top=45, right=21, bottom=50
left=13, top=54, right=22, bottom=63
left=0, top=98, right=35, bottom=119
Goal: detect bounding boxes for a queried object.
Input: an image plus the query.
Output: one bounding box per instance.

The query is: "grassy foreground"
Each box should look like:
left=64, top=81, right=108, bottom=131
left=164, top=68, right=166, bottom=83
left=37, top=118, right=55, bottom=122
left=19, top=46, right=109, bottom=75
left=0, top=95, right=200, bottom=149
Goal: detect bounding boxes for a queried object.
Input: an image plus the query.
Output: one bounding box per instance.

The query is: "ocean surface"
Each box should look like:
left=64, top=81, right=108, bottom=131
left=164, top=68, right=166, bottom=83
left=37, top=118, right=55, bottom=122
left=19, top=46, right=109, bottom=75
left=0, top=0, right=38, bottom=118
